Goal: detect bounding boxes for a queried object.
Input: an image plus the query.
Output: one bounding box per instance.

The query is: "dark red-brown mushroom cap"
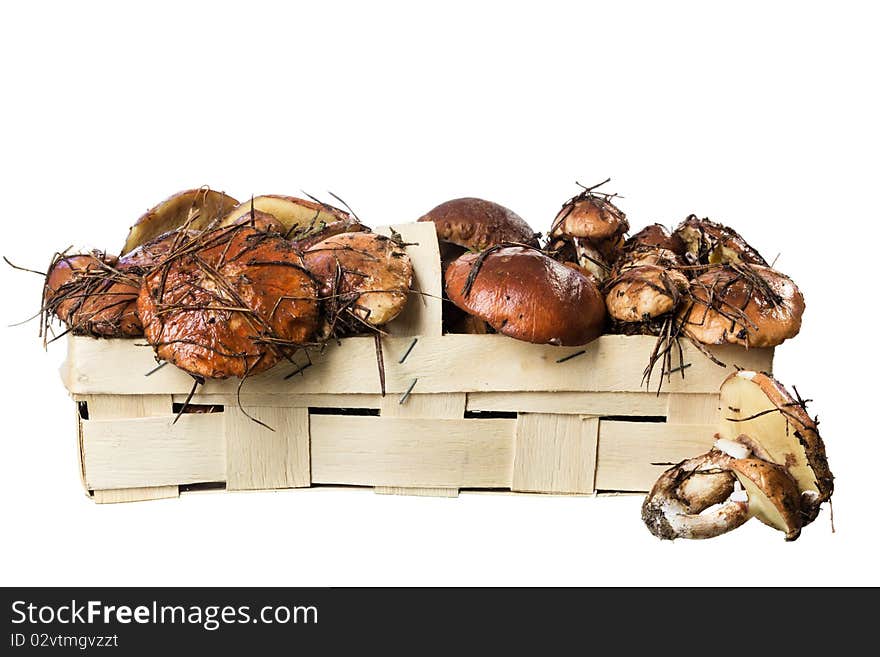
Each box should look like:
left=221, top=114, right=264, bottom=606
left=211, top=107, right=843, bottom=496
left=444, top=246, right=606, bottom=346
left=418, top=197, right=539, bottom=251
left=138, top=225, right=320, bottom=379
left=44, top=253, right=142, bottom=338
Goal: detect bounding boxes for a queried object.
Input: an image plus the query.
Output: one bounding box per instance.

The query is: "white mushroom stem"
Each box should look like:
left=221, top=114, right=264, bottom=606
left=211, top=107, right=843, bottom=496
left=714, top=437, right=751, bottom=460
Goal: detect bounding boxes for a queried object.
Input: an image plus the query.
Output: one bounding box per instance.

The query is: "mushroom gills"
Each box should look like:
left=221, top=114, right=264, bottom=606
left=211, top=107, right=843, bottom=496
left=719, top=374, right=820, bottom=500
left=728, top=459, right=803, bottom=540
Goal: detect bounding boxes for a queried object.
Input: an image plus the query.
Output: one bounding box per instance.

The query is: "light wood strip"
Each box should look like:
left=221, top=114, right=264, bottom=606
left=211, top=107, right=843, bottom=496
left=512, top=415, right=598, bottom=494
left=63, top=334, right=773, bottom=396
left=666, top=393, right=720, bottom=425
left=225, top=407, right=310, bottom=491
left=81, top=414, right=225, bottom=489
left=380, top=392, right=466, bottom=419
left=310, top=416, right=515, bottom=488
left=86, top=394, right=171, bottom=419
left=172, top=393, right=383, bottom=409
left=467, top=391, right=669, bottom=416
left=378, top=223, right=443, bottom=338
left=595, top=421, right=717, bottom=492
left=374, top=487, right=459, bottom=498
left=93, top=486, right=179, bottom=504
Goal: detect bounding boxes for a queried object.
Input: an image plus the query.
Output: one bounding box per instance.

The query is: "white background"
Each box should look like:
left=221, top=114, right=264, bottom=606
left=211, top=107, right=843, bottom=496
left=1, top=1, right=877, bottom=586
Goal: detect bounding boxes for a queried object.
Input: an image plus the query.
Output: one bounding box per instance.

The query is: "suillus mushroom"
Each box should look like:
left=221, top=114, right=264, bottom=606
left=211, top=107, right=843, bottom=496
left=418, top=197, right=539, bottom=255
left=137, top=225, right=320, bottom=380
left=678, top=264, right=805, bottom=348
left=623, top=223, right=685, bottom=256
left=444, top=246, right=606, bottom=346
left=727, top=457, right=803, bottom=541
left=603, top=226, right=690, bottom=334
left=641, top=449, right=750, bottom=540
left=418, top=197, right=539, bottom=334
left=43, top=252, right=143, bottom=338
left=547, top=183, right=629, bottom=285
left=643, top=372, right=833, bottom=542
left=549, top=185, right=629, bottom=243
left=718, top=370, right=833, bottom=523
left=642, top=445, right=804, bottom=541
left=302, top=231, right=413, bottom=337
left=605, top=266, right=689, bottom=324
left=122, top=188, right=239, bottom=254
left=673, top=215, right=767, bottom=267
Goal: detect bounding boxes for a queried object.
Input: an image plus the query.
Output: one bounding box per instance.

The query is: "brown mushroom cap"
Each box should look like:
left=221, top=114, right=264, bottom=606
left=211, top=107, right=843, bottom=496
left=303, top=232, right=413, bottom=332
left=444, top=246, right=606, bottom=346
left=674, top=215, right=767, bottom=266
left=550, top=192, right=628, bottom=242
left=728, top=458, right=803, bottom=541
left=418, top=198, right=539, bottom=251
left=44, top=253, right=142, bottom=338
left=678, top=264, right=805, bottom=348
left=138, top=226, right=320, bottom=379
left=605, top=265, right=689, bottom=323
left=122, top=188, right=239, bottom=254
left=719, top=370, right=833, bottom=523
left=623, top=224, right=685, bottom=256
left=118, top=230, right=201, bottom=271
left=614, top=247, right=683, bottom=273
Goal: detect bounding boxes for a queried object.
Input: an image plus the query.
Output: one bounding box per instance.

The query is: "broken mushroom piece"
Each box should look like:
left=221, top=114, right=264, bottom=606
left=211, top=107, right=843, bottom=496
left=674, top=215, right=767, bottom=267
left=138, top=225, right=320, bottom=380
left=719, top=370, right=833, bottom=523
left=444, top=246, right=606, bottom=346
left=641, top=450, right=749, bottom=540
left=302, top=231, right=413, bottom=337
left=43, top=252, right=142, bottom=338
left=122, top=188, right=239, bottom=254
left=727, top=458, right=803, bottom=541
left=678, top=264, right=805, bottom=348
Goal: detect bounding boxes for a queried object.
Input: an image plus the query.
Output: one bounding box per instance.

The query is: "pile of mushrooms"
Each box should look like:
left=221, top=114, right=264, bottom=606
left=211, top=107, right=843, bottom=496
left=419, top=182, right=806, bottom=358
left=42, top=188, right=413, bottom=382
left=415, top=183, right=830, bottom=541
left=642, top=370, right=833, bottom=541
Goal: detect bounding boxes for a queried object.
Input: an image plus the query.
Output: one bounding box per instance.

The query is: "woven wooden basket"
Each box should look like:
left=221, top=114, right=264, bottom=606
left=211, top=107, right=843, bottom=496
left=60, top=222, right=773, bottom=503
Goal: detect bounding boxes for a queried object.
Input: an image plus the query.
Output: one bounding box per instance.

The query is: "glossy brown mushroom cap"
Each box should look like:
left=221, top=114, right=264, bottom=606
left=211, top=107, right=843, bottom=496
left=678, top=264, right=804, bottom=348
left=138, top=226, right=319, bottom=379
left=418, top=197, right=539, bottom=251
left=444, top=246, right=606, bottom=346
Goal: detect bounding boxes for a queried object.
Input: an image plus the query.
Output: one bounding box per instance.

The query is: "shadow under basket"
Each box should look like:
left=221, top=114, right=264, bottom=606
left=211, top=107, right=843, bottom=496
left=60, top=222, right=774, bottom=503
